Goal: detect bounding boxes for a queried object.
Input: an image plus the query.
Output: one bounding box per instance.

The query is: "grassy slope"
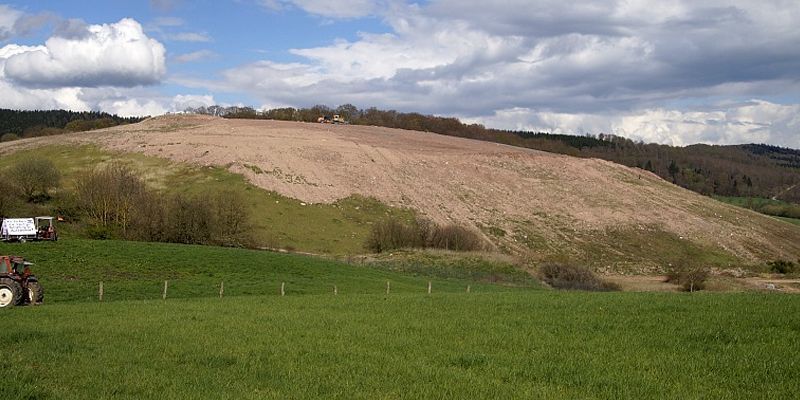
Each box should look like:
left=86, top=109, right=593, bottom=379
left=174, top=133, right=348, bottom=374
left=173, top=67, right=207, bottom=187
left=0, top=239, right=530, bottom=303
left=4, top=292, right=800, bottom=399
left=0, top=145, right=414, bottom=254
left=714, top=196, right=800, bottom=226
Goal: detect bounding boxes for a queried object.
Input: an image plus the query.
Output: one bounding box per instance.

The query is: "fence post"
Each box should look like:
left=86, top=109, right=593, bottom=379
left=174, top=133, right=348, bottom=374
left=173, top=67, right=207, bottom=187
left=466, top=285, right=471, bottom=293
left=99, top=281, right=104, bottom=302
left=334, top=285, right=338, bottom=295
left=428, top=281, right=432, bottom=295
left=386, top=281, right=390, bottom=295
left=163, top=280, right=168, bottom=300
left=219, top=281, right=224, bottom=298
left=281, top=282, right=285, bottom=296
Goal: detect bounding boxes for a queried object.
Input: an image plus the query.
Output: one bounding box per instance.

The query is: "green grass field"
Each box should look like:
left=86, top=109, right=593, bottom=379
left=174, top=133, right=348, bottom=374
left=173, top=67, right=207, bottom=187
left=4, top=292, right=800, bottom=399
left=0, top=239, right=529, bottom=303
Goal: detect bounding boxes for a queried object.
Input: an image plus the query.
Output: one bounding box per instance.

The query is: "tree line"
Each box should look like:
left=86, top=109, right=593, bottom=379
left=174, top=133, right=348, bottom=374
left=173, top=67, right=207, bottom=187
left=0, top=109, right=144, bottom=142
left=184, top=104, right=800, bottom=204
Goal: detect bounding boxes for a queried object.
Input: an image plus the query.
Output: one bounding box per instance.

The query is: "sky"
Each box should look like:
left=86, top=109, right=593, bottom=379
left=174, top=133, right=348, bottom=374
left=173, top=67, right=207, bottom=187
left=0, top=1, right=798, bottom=148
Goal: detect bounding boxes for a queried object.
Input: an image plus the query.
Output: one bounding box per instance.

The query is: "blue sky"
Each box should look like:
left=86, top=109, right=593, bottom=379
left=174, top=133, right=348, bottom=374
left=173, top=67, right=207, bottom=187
left=1, top=0, right=799, bottom=148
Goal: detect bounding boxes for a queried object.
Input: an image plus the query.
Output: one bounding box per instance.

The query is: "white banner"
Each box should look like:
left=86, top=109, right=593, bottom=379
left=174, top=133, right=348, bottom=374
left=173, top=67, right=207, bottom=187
left=1, top=218, right=37, bottom=236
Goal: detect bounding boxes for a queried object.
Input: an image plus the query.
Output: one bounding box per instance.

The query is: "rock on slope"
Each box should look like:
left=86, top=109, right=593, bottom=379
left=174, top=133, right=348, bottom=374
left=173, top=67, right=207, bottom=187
left=14, top=114, right=800, bottom=268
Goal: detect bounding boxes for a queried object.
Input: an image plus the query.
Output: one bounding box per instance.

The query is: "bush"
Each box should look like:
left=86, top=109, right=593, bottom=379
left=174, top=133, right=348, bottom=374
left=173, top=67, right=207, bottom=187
left=365, top=219, right=424, bottom=253
left=538, top=263, right=620, bottom=291
left=74, top=165, right=252, bottom=247
left=767, top=260, right=796, bottom=274
left=8, top=157, right=61, bottom=201
left=426, top=224, right=485, bottom=252
left=365, top=217, right=485, bottom=253
left=0, top=176, right=19, bottom=217
left=74, top=164, right=148, bottom=232
left=0, top=133, right=19, bottom=142
left=665, top=265, right=709, bottom=292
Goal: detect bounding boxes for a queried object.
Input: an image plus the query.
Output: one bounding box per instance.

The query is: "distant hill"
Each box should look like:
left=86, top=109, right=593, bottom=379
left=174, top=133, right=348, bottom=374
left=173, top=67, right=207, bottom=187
left=191, top=104, right=800, bottom=204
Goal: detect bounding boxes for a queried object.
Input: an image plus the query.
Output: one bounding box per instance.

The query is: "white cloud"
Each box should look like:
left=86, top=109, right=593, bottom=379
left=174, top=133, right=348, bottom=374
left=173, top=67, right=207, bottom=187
left=260, top=0, right=380, bottom=18
left=151, top=17, right=184, bottom=27
left=173, top=49, right=216, bottom=63
left=469, top=101, right=800, bottom=148
left=165, top=32, right=211, bottom=42
left=98, top=98, right=166, bottom=117
left=0, top=5, right=23, bottom=40
left=201, top=0, right=800, bottom=147
left=170, top=94, right=215, bottom=111
left=150, top=0, right=181, bottom=12
left=2, top=18, right=166, bottom=88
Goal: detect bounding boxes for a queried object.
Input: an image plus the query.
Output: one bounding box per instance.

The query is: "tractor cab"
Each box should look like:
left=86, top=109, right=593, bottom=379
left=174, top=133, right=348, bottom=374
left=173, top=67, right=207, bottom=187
left=35, top=216, right=57, bottom=241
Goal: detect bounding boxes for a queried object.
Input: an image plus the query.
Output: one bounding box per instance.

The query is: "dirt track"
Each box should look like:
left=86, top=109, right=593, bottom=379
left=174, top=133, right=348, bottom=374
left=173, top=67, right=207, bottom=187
left=5, top=114, right=800, bottom=264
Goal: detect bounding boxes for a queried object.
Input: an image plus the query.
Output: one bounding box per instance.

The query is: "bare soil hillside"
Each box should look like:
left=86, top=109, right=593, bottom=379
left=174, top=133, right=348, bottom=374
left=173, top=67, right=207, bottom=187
left=5, top=114, right=800, bottom=269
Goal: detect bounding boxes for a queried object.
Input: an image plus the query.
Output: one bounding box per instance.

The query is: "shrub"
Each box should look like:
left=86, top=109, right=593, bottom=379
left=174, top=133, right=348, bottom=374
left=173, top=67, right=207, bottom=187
left=8, top=157, right=61, bottom=201
left=74, top=165, right=252, bottom=247
left=426, top=224, right=485, bottom=252
left=0, top=133, right=19, bottom=142
left=365, top=218, right=423, bottom=253
left=74, top=163, right=148, bottom=232
left=365, top=217, right=485, bottom=253
left=0, top=176, right=19, bottom=217
left=538, top=263, right=620, bottom=291
left=665, top=265, right=709, bottom=292
left=161, top=191, right=252, bottom=247
left=767, top=260, right=796, bottom=274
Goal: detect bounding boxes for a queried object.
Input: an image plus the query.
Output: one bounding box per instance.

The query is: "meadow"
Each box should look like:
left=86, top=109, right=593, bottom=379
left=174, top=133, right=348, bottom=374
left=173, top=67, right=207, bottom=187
left=0, top=239, right=529, bottom=303
left=4, top=291, right=800, bottom=399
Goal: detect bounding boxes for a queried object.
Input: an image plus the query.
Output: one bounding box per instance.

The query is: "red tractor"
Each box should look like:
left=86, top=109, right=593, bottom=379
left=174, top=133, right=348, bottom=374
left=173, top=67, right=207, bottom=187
left=0, top=255, right=43, bottom=308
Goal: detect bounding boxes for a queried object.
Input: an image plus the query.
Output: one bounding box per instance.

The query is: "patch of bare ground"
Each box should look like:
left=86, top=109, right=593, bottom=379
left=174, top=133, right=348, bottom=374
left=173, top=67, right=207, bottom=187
left=742, top=277, right=800, bottom=293
left=603, top=275, right=681, bottom=292
left=3, top=114, right=800, bottom=267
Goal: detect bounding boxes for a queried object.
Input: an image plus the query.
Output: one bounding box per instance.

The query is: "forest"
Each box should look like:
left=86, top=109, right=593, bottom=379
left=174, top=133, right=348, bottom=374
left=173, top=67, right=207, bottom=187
left=0, top=109, right=143, bottom=141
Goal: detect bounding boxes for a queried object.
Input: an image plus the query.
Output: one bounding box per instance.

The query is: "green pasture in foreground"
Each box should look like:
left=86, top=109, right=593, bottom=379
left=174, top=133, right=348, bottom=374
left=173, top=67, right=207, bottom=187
left=0, top=239, right=532, bottom=303
left=4, top=292, right=800, bottom=399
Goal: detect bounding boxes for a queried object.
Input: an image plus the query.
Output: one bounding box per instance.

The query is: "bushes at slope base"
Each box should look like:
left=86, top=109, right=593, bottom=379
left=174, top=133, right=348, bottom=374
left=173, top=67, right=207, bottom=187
left=366, top=217, right=485, bottom=253
left=538, top=263, right=620, bottom=292
left=74, top=164, right=252, bottom=247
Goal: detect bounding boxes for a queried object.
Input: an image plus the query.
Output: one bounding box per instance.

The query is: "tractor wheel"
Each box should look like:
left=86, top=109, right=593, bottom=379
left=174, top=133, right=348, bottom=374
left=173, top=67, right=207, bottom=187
left=27, top=281, right=44, bottom=305
left=0, top=278, right=23, bottom=308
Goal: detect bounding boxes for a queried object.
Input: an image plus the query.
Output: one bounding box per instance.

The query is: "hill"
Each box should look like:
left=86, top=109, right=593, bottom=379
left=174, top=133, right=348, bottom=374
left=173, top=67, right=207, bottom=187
left=220, top=105, right=800, bottom=204
left=1, top=114, right=799, bottom=270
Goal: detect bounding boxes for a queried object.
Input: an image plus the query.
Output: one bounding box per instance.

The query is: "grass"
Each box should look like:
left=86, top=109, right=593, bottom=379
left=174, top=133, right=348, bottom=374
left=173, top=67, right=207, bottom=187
left=0, top=145, right=414, bottom=254
left=0, top=239, right=528, bottom=303
left=525, top=225, right=741, bottom=272
left=363, top=249, right=538, bottom=286
left=714, top=195, right=800, bottom=225
left=3, top=292, right=800, bottom=399
left=776, top=216, right=800, bottom=226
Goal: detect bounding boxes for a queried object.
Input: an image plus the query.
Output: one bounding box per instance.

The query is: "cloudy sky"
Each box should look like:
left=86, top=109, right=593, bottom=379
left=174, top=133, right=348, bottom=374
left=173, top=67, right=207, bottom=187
left=1, top=1, right=798, bottom=147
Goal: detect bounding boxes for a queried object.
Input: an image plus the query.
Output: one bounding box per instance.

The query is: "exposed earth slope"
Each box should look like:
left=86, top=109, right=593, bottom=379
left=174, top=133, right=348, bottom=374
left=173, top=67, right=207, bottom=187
left=4, top=114, right=800, bottom=269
